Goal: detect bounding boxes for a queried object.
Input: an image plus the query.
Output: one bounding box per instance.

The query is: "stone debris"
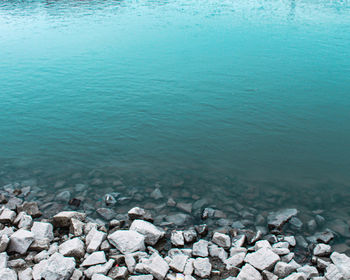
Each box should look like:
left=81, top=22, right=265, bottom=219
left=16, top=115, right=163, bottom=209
left=0, top=194, right=348, bottom=280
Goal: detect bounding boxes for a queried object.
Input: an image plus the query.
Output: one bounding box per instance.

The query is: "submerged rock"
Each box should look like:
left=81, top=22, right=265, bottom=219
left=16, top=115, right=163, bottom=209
left=267, top=209, right=298, bottom=230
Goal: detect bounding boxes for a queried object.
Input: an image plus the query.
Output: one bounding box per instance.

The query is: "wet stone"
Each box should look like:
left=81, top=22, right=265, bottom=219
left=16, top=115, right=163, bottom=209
left=97, top=208, right=116, bottom=220
left=267, top=208, right=298, bottom=230
left=17, top=202, right=42, bottom=218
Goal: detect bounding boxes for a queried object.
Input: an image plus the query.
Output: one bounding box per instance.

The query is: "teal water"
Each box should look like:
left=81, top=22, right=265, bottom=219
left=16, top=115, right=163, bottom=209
left=1, top=0, right=350, bottom=188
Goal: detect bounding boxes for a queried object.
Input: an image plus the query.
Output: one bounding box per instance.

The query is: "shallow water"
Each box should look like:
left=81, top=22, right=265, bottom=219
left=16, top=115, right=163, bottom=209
left=1, top=1, right=350, bottom=192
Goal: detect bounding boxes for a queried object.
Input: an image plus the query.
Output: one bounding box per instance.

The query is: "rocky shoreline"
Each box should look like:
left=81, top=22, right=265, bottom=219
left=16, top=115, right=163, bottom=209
left=1, top=182, right=350, bottom=280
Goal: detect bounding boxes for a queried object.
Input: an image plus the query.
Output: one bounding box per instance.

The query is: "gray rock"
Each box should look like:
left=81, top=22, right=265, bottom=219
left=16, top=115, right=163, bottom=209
left=324, top=264, right=344, bottom=280
left=313, top=244, right=332, bottom=257
left=274, top=261, right=300, bottom=278
left=262, top=270, right=278, bottom=280
left=297, top=265, right=319, bottom=278
left=237, top=263, right=262, bottom=280
left=183, top=229, right=197, bottom=243
left=209, top=243, right=228, bottom=262
left=70, top=218, right=84, bottom=236
left=108, top=266, right=128, bottom=279
left=193, top=257, right=211, bottom=278
left=281, top=272, right=307, bottom=280
left=70, top=269, right=83, bottom=280
left=9, top=229, right=34, bottom=254
left=244, top=247, right=280, bottom=271
left=177, top=203, right=192, bottom=214
left=183, top=258, right=194, bottom=275
left=171, top=231, right=184, bottom=247
left=0, top=252, right=8, bottom=269
left=97, top=208, right=116, bottom=221
left=104, top=194, right=117, bottom=206
left=130, top=220, right=164, bottom=246
left=212, top=232, right=231, bottom=249
left=31, top=222, right=54, bottom=241
left=17, top=202, right=42, bottom=218
left=289, top=217, right=303, bottom=231
left=150, top=188, right=163, bottom=200
left=59, top=238, right=85, bottom=258
left=53, top=211, right=86, bottom=227
left=192, top=240, right=209, bottom=257
left=16, top=213, right=33, bottom=229
left=108, top=230, right=145, bottom=254
left=144, top=253, right=169, bottom=280
left=0, top=208, right=16, bottom=224
left=33, top=252, right=75, bottom=280
left=267, top=209, right=298, bottom=230
left=84, top=259, right=115, bottom=278
left=81, top=251, right=107, bottom=267
left=225, top=247, right=246, bottom=270
left=0, top=268, right=17, bottom=280
left=129, top=276, right=154, bottom=280
left=33, top=250, right=49, bottom=263
left=128, top=207, right=146, bottom=220
left=166, top=214, right=191, bottom=226
left=330, top=252, right=350, bottom=279
left=57, top=191, right=71, bottom=203
left=232, top=234, right=246, bottom=247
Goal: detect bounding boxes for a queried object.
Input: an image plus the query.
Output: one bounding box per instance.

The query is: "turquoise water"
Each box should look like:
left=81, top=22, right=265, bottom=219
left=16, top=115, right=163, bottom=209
left=1, top=0, right=350, bottom=188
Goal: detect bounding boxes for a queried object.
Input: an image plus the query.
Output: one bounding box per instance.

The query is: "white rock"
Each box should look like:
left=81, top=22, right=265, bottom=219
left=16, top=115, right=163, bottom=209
left=244, top=247, right=280, bottom=271
left=129, top=276, right=154, bottom=280
left=0, top=252, right=8, bottom=268
left=297, top=265, right=319, bottom=278
left=130, top=220, right=164, bottom=246
left=33, top=252, right=75, bottom=280
left=183, top=258, right=194, bottom=275
left=59, top=238, right=85, bottom=258
left=254, top=240, right=272, bottom=250
left=70, top=269, right=83, bottom=280
left=33, top=250, right=49, bottom=263
left=0, top=234, right=10, bottom=252
left=192, top=240, right=208, bottom=257
left=86, top=227, right=106, bottom=253
left=70, top=218, right=84, bottom=236
left=267, top=209, right=298, bottom=229
left=193, top=258, right=211, bottom=278
left=262, top=270, right=278, bottom=280
left=9, top=229, right=34, bottom=254
left=91, top=274, right=112, bottom=280
left=330, top=252, right=350, bottom=279
left=171, top=231, right=184, bottom=247
left=225, top=247, right=246, bottom=270
left=0, top=208, right=16, bottom=223
left=280, top=272, right=307, bottom=280
left=108, top=230, right=145, bottom=254
left=313, top=244, right=332, bottom=257
left=237, top=263, right=262, bottom=280
left=81, top=251, right=107, bottom=267
left=274, top=261, right=299, bottom=278
left=128, top=207, right=146, bottom=220
left=209, top=243, right=228, bottom=262
left=0, top=268, right=17, bottom=280
left=212, top=232, right=230, bottom=249
left=84, top=259, right=115, bottom=279
left=18, top=268, right=32, bottom=280
left=169, top=254, right=188, bottom=273
left=31, top=222, right=54, bottom=241
left=144, top=253, right=169, bottom=280
left=183, top=229, right=197, bottom=243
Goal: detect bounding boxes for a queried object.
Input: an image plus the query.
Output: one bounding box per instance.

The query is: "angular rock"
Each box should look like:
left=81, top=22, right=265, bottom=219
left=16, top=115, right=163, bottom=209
left=86, top=227, right=106, bottom=253
left=169, top=254, right=188, bottom=273
left=225, top=247, right=246, bottom=269
left=18, top=267, right=33, bottom=280
left=171, top=231, right=184, bottom=247
left=84, top=259, right=115, bottom=279
left=0, top=234, right=10, bottom=252
left=330, top=252, right=350, bottom=279
left=193, top=257, right=211, bottom=278
left=108, top=230, right=145, bottom=254
left=59, top=238, right=85, bottom=258
left=33, top=252, right=75, bottom=280
left=130, top=220, right=164, bottom=246
left=313, top=244, right=332, bottom=257
left=31, top=222, right=54, bottom=241
left=17, top=202, right=42, bottom=218
left=274, top=261, right=299, bottom=278
left=183, top=229, right=197, bottom=243
left=108, top=266, right=128, bottom=279
left=297, top=265, right=319, bottom=278
left=81, top=251, right=107, bottom=267
left=0, top=208, right=16, bottom=224
left=97, top=208, right=116, bottom=221
left=144, top=253, right=169, bottom=280
left=209, top=243, right=228, bottom=262
left=267, top=209, right=298, bottom=230
left=281, top=272, right=307, bottom=280
left=128, top=207, right=146, bottom=220
left=70, top=218, right=84, bottom=236
left=53, top=211, right=86, bottom=227
left=192, top=240, right=209, bottom=257
left=91, top=274, right=112, bottom=280
left=9, top=229, right=34, bottom=254
left=0, top=268, right=17, bottom=280
left=244, top=247, right=280, bottom=271
left=212, top=232, right=231, bottom=249
left=0, top=252, right=8, bottom=269
left=237, top=263, right=262, bottom=280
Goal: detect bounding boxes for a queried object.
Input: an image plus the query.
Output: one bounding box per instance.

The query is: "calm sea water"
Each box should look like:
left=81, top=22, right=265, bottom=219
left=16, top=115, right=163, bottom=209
left=1, top=0, right=350, bottom=189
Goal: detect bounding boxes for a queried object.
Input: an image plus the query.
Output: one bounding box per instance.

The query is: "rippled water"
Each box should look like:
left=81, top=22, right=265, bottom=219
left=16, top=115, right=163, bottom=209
left=1, top=0, right=350, bottom=190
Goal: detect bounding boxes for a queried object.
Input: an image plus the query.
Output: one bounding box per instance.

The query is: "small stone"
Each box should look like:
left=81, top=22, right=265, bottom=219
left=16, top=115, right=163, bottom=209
left=0, top=234, right=10, bottom=252
left=57, top=191, right=71, bottom=202
left=33, top=250, right=49, bottom=263
left=128, top=207, right=146, bottom=220
left=17, top=202, right=42, bottom=218
left=84, top=259, right=115, bottom=279
left=104, top=194, right=117, bottom=206
left=307, top=219, right=317, bottom=232
left=212, top=232, right=231, bottom=249
left=177, top=203, right=192, bottom=214
left=297, top=265, right=319, bottom=278
left=330, top=252, right=350, bottom=279
left=232, top=234, right=246, bottom=247
left=281, top=272, right=307, bottom=280
left=130, top=220, right=165, bottom=246
left=183, top=229, right=197, bottom=243
left=194, top=224, right=208, bottom=237
left=81, top=251, right=107, bottom=267
left=244, top=247, right=280, bottom=271
left=0, top=268, right=17, bottom=280
left=0, top=252, right=8, bottom=269
left=70, top=269, right=83, bottom=280
left=108, top=266, right=128, bottom=279
left=108, top=230, right=145, bottom=254
left=274, top=261, right=299, bottom=278
left=31, top=222, right=54, bottom=241
left=92, top=274, right=113, bottom=280
left=9, top=229, right=34, bottom=254
left=70, top=218, right=84, bottom=236
left=166, top=214, right=192, bottom=226
left=171, top=231, right=184, bottom=247
left=97, top=208, right=116, bottom=220
left=0, top=208, right=16, bottom=224
left=59, top=238, right=85, bottom=258
left=225, top=247, right=246, bottom=269
left=150, top=188, right=163, bottom=200
left=192, top=240, right=209, bottom=257
left=18, top=267, right=33, bottom=280
left=86, top=227, right=107, bottom=253
left=237, top=263, right=262, bottom=280
left=262, top=270, right=278, bottom=280
left=313, top=244, right=332, bottom=257
left=167, top=198, right=176, bottom=207
left=169, top=254, right=189, bottom=273
left=193, top=257, right=211, bottom=278
left=267, top=209, right=298, bottom=230
left=53, top=211, right=86, bottom=227
left=144, top=253, right=169, bottom=280
left=209, top=243, right=228, bottom=262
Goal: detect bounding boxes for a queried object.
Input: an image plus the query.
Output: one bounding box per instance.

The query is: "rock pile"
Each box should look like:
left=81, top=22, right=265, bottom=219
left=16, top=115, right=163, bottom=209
left=0, top=201, right=349, bottom=280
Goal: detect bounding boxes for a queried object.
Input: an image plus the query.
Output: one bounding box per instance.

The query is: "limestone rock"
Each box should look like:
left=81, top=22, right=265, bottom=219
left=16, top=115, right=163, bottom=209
left=144, top=253, right=169, bottom=280
left=17, top=202, right=42, bottom=218
left=53, top=211, right=86, bottom=227
left=130, top=220, right=164, bottom=246
left=108, top=230, right=145, bottom=254
left=84, top=259, right=115, bottom=279
left=237, top=263, right=262, bottom=280
left=330, top=252, right=350, bottom=279
left=0, top=208, right=16, bottom=224
left=81, top=251, right=107, bottom=267
left=9, top=229, right=34, bottom=254
left=212, top=232, right=231, bottom=249
left=31, top=222, right=54, bottom=241
left=86, top=227, right=106, bottom=253
left=169, top=254, right=188, bottom=273
left=244, top=247, right=280, bottom=271
left=267, top=209, right=298, bottom=230
left=0, top=268, right=17, bottom=280
left=192, top=240, right=208, bottom=257
left=313, top=244, right=332, bottom=257
left=59, top=238, right=85, bottom=258
left=193, top=257, right=211, bottom=278
left=171, top=231, right=184, bottom=247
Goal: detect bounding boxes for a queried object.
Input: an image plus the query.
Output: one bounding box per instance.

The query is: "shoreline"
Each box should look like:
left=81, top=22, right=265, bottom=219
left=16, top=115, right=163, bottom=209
left=0, top=184, right=350, bottom=279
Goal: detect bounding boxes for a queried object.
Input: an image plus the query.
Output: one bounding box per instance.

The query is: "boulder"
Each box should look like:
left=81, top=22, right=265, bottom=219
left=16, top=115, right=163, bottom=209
left=58, top=238, right=85, bottom=258
left=9, top=229, right=34, bottom=254
left=244, top=247, right=280, bottom=271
